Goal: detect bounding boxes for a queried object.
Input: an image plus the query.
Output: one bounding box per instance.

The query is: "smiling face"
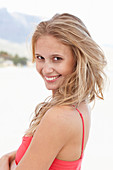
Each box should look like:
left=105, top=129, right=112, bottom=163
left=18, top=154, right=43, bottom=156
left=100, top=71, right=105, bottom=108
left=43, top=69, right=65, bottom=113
left=35, top=35, right=75, bottom=94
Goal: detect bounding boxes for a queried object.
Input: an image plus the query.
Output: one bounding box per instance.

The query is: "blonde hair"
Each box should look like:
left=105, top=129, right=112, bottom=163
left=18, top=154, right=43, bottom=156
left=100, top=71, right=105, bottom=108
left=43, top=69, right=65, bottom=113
left=26, top=13, right=107, bottom=135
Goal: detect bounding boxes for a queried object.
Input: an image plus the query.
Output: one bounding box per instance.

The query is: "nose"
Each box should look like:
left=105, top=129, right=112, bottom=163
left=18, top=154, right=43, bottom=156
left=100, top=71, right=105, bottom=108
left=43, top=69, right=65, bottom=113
left=43, top=62, right=54, bottom=74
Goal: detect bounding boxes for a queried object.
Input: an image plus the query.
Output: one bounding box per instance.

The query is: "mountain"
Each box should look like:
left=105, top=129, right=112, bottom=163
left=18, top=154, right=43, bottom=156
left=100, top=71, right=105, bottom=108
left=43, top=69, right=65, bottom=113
left=0, top=8, right=41, bottom=43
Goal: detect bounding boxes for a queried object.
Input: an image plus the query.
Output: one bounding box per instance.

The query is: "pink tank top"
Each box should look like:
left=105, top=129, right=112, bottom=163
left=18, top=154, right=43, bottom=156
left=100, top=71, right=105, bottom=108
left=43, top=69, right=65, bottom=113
left=15, top=108, right=85, bottom=170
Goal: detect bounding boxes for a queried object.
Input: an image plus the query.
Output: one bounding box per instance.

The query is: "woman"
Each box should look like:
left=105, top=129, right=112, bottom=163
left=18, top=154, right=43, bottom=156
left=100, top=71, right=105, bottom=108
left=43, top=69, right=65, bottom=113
left=0, top=13, right=106, bottom=170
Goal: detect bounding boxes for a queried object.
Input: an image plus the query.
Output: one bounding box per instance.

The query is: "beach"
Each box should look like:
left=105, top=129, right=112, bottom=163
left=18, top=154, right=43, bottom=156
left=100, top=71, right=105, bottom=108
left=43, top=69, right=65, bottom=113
left=0, top=66, right=113, bottom=170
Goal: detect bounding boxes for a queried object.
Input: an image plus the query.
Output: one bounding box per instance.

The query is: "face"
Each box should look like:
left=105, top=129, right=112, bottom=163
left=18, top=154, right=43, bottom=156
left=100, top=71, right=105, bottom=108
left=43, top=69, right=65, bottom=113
left=35, top=35, right=75, bottom=94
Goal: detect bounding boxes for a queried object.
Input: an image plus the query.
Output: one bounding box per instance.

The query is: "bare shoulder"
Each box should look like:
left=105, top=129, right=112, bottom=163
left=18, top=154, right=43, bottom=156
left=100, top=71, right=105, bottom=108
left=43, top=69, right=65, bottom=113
left=42, top=105, right=80, bottom=125
left=41, top=104, right=90, bottom=134
left=41, top=105, right=75, bottom=132
left=77, top=102, right=91, bottom=148
left=42, top=102, right=91, bottom=124
left=77, top=101, right=91, bottom=124
left=32, top=105, right=77, bottom=148
left=40, top=102, right=91, bottom=142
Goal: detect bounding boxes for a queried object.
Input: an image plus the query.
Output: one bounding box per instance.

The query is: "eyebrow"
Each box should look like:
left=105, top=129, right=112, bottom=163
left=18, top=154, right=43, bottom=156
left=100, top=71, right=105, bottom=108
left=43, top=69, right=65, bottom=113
left=35, top=53, right=41, bottom=56
left=35, top=53, right=63, bottom=57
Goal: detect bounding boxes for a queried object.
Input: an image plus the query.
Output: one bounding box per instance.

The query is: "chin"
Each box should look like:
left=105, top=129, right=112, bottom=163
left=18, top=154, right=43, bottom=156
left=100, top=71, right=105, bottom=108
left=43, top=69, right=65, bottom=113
left=45, top=85, right=58, bottom=91
left=46, top=87, right=57, bottom=91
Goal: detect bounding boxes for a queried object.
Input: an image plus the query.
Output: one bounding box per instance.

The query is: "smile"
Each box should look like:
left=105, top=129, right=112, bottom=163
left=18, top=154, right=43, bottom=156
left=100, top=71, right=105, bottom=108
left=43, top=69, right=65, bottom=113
left=45, top=75, right=61, bottom=81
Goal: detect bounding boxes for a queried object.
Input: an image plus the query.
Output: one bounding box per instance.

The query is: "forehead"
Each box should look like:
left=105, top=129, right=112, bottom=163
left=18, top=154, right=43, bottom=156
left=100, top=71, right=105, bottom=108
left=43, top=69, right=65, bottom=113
left=35, top=35, right=72, bottom=54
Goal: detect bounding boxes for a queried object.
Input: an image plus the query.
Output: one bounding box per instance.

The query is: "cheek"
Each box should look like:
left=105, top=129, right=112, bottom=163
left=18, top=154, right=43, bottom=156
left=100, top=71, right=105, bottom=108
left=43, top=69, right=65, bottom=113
left=61, top=63, right=74, bottom=75
left=67, top=60, right=75, bottom=73
left=36, top=62, right=41, bottom=74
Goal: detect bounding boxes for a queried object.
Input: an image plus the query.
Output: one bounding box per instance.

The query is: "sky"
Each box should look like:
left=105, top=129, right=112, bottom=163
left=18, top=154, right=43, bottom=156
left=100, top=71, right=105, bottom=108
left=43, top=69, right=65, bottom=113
left=0, top=0, right=113, bottom=46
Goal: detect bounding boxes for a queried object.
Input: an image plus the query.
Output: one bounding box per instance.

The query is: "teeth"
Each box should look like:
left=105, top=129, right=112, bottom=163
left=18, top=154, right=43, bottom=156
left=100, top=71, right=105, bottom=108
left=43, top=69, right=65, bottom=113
left=45, top=76, right=59, bottom=81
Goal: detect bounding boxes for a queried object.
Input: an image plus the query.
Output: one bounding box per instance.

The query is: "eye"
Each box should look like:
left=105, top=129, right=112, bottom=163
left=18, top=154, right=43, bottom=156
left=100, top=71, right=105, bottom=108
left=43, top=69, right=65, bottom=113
left=36, top=55, right=44, bottom=60
left=53, top=57, right=62, bottom=61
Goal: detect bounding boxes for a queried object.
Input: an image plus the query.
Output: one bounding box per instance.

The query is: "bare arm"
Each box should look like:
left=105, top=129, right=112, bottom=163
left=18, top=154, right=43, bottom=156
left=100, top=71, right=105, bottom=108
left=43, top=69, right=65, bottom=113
left=0, top=151, right=17, bottom=170
left=15, top=107, right=71, bottom=170
left=10, top=160, right=17, bottom=170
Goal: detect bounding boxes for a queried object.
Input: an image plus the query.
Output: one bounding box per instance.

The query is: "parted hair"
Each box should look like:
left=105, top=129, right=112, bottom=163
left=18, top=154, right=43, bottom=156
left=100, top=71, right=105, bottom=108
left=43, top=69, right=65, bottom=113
left=26, top=13, right=107, bottom=135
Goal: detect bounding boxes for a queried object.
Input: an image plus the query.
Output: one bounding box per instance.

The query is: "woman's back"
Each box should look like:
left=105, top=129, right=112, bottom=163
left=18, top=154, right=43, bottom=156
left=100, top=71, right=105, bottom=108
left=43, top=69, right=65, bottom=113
left=52, top=102, right=91, bottom=162
left=15, top=102, right=91, bottom=169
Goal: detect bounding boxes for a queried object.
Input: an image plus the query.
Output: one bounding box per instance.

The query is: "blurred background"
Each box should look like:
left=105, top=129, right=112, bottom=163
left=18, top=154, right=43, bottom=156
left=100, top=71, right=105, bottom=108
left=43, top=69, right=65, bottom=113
left=0, top=0, right=113, bottom=169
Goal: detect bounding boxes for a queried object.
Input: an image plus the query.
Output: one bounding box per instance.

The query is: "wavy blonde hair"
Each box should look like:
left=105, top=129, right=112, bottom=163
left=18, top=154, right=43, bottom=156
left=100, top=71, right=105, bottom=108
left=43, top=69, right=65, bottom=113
left=26, top=13, right=107, bottom=135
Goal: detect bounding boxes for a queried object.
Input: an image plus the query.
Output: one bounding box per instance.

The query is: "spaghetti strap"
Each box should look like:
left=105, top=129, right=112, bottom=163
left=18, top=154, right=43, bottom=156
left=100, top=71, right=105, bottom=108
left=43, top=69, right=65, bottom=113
left=76, top=108, right=85, bottom=158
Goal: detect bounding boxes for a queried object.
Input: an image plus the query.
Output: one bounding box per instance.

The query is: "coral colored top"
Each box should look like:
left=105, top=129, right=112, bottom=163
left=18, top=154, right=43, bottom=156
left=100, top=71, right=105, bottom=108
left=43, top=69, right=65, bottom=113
left=15, top=108, right=85, bottom=170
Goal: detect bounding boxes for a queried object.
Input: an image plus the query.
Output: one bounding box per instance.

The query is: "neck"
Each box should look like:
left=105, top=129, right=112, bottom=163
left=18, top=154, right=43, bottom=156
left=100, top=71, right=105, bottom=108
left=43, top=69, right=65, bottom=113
left=52, top=89, right=58, bottom=97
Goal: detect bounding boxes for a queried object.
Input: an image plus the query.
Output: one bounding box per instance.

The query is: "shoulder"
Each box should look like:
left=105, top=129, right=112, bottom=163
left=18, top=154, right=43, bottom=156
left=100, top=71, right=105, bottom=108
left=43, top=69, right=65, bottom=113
left=40, top=104, right=87, bottom=136
left=38, top=105, right=82, bottom=140
left=77, top=101, right=91, bottom=124
left=41, top=105, right=81, bottom=126
left=38, top=103, right=91, bottom=140
left=40, top=105, right=74, bottom=132
left=76, top=102, right=91, bottom=143
left=32, top=105, right=75, bottom=151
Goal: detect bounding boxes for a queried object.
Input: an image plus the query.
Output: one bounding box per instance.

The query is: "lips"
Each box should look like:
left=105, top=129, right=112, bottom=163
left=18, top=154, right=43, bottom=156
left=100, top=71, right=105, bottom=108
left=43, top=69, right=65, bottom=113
left=45, top=75, right=61, bottom=81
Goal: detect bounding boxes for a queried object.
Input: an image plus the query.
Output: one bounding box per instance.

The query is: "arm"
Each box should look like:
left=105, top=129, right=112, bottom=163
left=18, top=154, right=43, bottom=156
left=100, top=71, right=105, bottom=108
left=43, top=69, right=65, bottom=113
left=10, top=160, right=17, bottom=170
left=15, top=106, right=71, bottom=170
left=0, top=151, right=16, bottom=170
